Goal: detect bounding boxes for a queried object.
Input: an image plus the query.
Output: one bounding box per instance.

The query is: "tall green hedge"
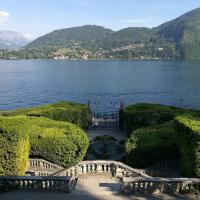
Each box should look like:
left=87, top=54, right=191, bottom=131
left=175, top=115, right=200, bottom=177
left=0, top=117, right=30, bottom=175
left=125, top=122, right=179, bottom=168
left=123, top=103, right=180, bottom=134
left=0, top=101, right=91, bottom=129
left=0, top=115, right=89, bottom=175
left=27, top=116, right=89, bottom=167
left=124, top=103, right=200, bottom=177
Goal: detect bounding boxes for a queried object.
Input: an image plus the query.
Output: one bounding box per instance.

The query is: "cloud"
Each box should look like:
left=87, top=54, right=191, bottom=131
left=0, top=11, right=10, bottom=24
left=23, top=34, right=35, bottom=40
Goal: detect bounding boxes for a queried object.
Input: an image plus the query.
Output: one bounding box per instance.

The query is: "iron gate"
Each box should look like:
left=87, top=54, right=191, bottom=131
left=91, top=111, right=119, bottom=129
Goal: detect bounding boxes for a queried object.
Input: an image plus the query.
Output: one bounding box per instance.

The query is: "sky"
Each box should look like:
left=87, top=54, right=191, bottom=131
left=0, top=0, right=200, bottom=39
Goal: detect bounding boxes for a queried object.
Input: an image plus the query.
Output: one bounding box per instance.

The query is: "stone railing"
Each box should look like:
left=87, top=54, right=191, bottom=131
left=52, top=160, right=150, bottom=178
left=122, top=177, right=200, bottom=194
left=27, top=159, right=63, bottom=176
left=145, top=160, right=180, bottom=177
left=0, top=176, right=77, bottom=193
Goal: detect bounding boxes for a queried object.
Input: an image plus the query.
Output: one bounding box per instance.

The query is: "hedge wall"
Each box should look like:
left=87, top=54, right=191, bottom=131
left=123, top=103, right=179, bottom=134
left=0, top=116, right=30, bottom=175
left=123, top=103, right=200, bottom=134
left=0, top=101, right=91, bottom=129
left=27, top=116, right=89, bottom=167
left=0, top=115, right=89, bottom=175
left=124, top=103, right=200, bottom=177
left=175, top=115, right=200, bottom=177
left=125, top=121, right=179, bottom=168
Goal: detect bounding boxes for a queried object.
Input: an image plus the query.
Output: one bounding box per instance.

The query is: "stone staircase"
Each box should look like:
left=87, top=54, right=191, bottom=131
left=25, top=159, right=200, bottom=194
left=1, top=158, right=199, bottom=195
left=27, top=159, right=63, bottom=176
left=51, top=160, right=150, bottom=178
left=28, top=159, right=150, bottom=178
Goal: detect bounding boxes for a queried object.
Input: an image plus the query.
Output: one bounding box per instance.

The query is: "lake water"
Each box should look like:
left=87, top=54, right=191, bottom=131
left=0, top=60, right=200, bottom=112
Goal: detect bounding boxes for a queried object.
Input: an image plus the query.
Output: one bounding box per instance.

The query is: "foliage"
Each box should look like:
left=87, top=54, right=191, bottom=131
left=2, top=8, right=200, bottom=60
left=27, top=116, right=89, bottom=167
left=0, top=115, right=89, bottom=175
left=26, top=25, right=113, bottom=49
left=0, top=116, right=30, bottom=175
left=124, top=103, right=200, bottom=177
left=125, top=122, right=179, bottom=168
left=175, top=115, right=200, bottom=177
left=0, top=101, right=91, bottom=129
left=155, top=7, right=200, bottom=59
left=124, top=103, right=180, bottom=134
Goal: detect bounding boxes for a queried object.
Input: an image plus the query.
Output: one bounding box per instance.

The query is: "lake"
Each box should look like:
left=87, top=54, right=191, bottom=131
left=0, top=60, right=200, bottom=112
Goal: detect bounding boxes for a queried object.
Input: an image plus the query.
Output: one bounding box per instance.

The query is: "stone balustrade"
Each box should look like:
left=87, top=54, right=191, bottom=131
left=51, top=160, right=150, bottom=178
left=0, top=176, right=76, bottom=193
left=122, top=177, right=200, bottom=194
left=27, top=159, right=63, bottom=176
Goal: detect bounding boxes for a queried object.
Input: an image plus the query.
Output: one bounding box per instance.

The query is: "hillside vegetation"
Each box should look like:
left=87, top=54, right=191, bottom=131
left=1, top=8, right=200, bottom=60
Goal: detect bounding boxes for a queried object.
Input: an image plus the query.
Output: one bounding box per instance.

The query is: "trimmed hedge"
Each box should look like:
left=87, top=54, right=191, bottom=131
left=0, top=101, right=91, bottom=129
left=125, top=122, right=179, bottom=168
left=0, top=115, right=89, bottom=175
left=0, top=117, right=30, bottom=175
left=175, top=115, right=200, bottom=177
left=27, top=116, right=89, bottom=167
left=124, top=103, right=179, bottom=134
left=124, top=103, right=200, bottom=177
left=123, top=103, right=200, bottom=134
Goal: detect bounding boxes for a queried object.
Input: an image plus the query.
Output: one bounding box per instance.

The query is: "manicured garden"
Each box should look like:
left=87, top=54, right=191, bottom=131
left=124, top=103, right=200, bottom=177
left=0, top=101, right=90, bottom=175
left=0, top=101, right=91, bottom=129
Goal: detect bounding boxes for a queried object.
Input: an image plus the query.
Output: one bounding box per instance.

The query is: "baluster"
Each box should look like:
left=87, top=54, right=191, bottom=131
left=50, top=180, right=54, bottom=191
left=70, top=168, right=73, bottom=176
left=132, top=182, right=136, bottom=193
left=102, top=165, right=105, bottom=172
left=94, top=164, right=97, bottom=173
left=97, top=164, right=101, bottom=173
left=138, top=182, right=142, bottom=192
left=81, top=165, right=84, bottom=174
left=86, top=165, right=89, bottom=173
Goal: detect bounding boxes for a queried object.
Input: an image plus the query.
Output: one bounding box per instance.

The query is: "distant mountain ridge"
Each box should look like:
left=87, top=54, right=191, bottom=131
left=26, top=25, right=113, bottom=49
left=154, top=7, right=200, bottom=59
left=1, top=7, right=200, bottom=59
left=0, top=31, right=29, bottom=49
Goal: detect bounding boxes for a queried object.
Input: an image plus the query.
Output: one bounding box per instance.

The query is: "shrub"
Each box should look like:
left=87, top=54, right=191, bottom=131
left=0, top=115, right=89, bottom=175
left=175, top=115, right=200, bottom=177
left=0, top=101, right=91, bottom=129
left=123, top=103, right=200, bottom=134
left=124, top=103, right=200, bottom=177
left=123, top=103, right=179, bottom=134
left=27, top=116, right=89, bottom=167
left=125, top=121, right=180, bottom=168
left=0, top=116, right=30, bottom=175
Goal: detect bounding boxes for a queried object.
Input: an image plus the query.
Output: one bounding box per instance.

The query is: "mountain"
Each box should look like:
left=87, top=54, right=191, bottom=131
left=0, top=31, right=29, bottom=49
left=24, top=24, right=177, bottom=59
left=26, top=25, right=113, bottom=49
left=2, top=7, right=200, bottom=60
left=26, top=26, right=153, bottom=50
left=100, top=27, right=154, bottom=49
left=154, top=8, right=200, bottom=59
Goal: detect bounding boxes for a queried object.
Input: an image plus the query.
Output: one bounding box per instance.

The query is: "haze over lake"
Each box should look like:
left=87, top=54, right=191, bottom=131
left=0, top=60, right=200, bottom=112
